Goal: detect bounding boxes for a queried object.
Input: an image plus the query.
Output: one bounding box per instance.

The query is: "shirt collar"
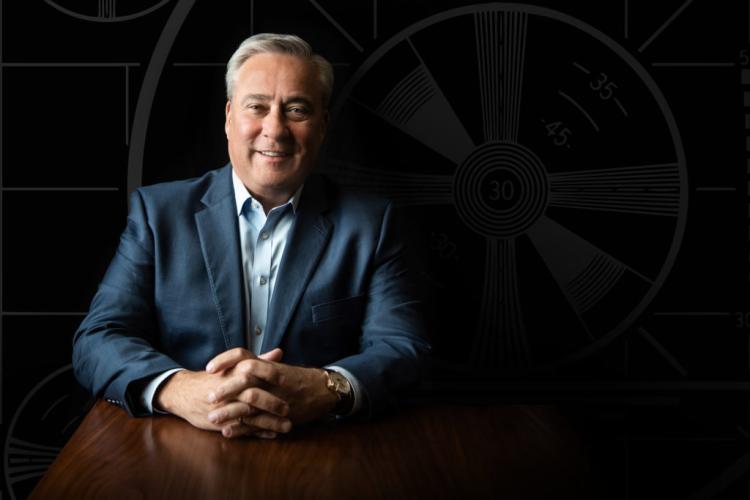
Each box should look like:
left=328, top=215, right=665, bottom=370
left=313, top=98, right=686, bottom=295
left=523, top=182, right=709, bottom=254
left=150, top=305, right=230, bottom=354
left=231, top=168, right=303, bottom=216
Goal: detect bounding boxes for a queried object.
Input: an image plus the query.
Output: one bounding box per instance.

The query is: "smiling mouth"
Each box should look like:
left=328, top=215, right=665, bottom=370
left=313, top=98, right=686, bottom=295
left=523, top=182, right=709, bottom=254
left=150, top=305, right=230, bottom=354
left=257, top=150, right=291, bottom=157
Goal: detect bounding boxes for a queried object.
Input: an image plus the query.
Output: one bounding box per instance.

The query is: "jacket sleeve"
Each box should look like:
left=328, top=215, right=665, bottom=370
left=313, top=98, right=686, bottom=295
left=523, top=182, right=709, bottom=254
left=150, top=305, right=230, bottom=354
left=329, top=202, right=432, bottom=416
left=72, top=189, right=182, bottom=416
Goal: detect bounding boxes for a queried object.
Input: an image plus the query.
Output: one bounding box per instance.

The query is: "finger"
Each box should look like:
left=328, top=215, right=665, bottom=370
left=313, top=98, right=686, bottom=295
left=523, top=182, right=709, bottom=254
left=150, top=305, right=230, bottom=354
left=254, top=430, right=278, bottom=439
left=236, top=387, right=290, bottom=417
left=208, top=401, right=255, bottom=425
left=206, top=347, right=255, bottom=373
left=236, top=358, right=284, bottom=386
left=220, top=419, right=253, bottom=439
left=208, top=360, right=283, bottom=404
left=242, top=413, right=292, bottom=434
left=259, top=348, right=283, bottom=362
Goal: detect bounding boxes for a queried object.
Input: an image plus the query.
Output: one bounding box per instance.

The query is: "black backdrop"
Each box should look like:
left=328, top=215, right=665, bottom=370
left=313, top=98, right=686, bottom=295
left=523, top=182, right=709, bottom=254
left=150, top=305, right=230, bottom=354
left=2, top=1, right=749, bottom=498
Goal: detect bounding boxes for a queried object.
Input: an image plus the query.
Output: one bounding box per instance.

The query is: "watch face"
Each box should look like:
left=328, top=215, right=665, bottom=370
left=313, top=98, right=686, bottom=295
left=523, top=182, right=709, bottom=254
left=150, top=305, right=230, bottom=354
left=329, top=371, right=351, bottom=396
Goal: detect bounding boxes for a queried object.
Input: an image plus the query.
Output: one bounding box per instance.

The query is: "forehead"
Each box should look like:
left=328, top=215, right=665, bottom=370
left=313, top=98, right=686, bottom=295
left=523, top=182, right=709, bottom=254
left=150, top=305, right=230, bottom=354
left=235, top=53, right=322, bottom=100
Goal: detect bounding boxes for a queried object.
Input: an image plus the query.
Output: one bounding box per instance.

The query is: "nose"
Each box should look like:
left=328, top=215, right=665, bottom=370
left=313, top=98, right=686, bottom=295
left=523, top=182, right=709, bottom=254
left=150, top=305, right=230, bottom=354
left=262, top=108, right=289, bottom=141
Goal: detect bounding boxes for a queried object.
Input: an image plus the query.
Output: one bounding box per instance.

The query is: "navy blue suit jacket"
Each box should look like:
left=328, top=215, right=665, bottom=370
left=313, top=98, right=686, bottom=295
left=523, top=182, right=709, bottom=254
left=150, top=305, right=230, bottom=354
left=72, top=165, right=430, bottom=417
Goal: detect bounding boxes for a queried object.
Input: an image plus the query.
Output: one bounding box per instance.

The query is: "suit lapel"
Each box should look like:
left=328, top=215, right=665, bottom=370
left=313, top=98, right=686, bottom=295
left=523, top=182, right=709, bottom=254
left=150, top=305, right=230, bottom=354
left=195, top=166, right=246, bottom=350
left=261, top=175, right=331, bottom=352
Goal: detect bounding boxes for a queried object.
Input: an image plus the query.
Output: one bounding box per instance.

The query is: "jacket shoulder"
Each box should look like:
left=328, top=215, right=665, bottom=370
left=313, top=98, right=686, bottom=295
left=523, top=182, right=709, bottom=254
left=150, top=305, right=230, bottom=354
left=133, top=166, right=229, bottom=211
left=316, top=174, right=391, bottom=216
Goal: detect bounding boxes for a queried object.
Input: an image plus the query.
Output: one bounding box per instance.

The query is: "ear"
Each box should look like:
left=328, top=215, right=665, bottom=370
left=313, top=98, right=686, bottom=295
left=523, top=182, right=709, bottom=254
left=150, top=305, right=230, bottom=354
left=224, top=100, right=232, bottom=138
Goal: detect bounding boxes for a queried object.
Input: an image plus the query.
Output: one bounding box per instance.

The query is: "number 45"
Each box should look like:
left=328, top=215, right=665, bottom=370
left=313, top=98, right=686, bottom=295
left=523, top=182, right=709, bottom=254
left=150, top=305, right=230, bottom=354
left=545, top=121, right=572, bottom=146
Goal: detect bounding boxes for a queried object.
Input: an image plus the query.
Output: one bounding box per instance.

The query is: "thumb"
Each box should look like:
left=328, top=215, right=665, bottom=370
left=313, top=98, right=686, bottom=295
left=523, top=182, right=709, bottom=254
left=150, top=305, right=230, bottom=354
left=259, top=348, right=283, bottom=362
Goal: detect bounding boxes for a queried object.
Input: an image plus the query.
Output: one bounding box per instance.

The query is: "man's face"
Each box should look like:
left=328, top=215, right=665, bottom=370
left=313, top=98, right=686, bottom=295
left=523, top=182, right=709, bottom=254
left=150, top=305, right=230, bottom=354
left=225, top=52, right=328, bottom=199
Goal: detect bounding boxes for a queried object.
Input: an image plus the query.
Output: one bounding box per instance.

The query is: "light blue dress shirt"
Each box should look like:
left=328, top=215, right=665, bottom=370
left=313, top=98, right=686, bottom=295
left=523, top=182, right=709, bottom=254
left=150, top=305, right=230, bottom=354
left=141, top=170, right=362, bottom=415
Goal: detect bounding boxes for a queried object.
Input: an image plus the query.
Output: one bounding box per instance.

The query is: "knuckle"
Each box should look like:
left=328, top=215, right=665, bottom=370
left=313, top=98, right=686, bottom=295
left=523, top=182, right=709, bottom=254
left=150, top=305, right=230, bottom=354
left=247, top=388, right=259, bottom=404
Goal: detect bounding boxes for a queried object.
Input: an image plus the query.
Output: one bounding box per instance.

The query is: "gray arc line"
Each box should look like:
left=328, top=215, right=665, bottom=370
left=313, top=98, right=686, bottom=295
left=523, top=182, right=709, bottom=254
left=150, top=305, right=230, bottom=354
left=328, top=3, right=687, bottom=369
left=558, top=90, right=599, bottom=132
left=638, top=0, right=695, bottom=53
left=4, top=365, right=72, bottom=496
left=44, top=0, right=171, bottom=23
left=41, top=394, right=69, bottom=421
left=309, top=0, right=364, bottom=52
left=127, top=0, right=196, bottom=196
left=98, top=0, right=115, bottom=18
left=527, top=214, right=654, bottom=316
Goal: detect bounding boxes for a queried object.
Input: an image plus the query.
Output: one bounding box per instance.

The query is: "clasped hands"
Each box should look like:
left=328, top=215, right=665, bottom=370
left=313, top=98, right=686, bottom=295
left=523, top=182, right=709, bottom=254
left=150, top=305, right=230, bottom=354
left=155, top=348, right=338, bottom=439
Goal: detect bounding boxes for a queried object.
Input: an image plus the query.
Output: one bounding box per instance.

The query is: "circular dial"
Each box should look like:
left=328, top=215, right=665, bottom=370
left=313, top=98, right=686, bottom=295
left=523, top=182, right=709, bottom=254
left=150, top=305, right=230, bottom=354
left=324, top=4, right=687, bottom=372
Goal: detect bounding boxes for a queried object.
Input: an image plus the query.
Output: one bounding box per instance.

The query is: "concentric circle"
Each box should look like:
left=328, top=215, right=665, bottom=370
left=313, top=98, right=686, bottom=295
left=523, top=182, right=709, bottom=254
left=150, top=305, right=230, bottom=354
left=454, top=142, right=548, bottom=239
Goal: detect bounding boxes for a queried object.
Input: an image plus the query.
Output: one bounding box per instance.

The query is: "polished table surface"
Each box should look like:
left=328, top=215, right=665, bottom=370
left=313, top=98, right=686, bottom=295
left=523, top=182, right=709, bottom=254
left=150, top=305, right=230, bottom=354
left=30, top=399, right=596, bottom=499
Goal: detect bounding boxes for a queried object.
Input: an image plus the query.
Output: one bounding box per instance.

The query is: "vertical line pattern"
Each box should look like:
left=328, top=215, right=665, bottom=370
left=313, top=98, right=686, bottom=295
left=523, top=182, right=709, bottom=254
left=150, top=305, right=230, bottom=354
left=474, top=238, right=528, bottom=369
left=474, top=12, right=501, bottom=142
left=503, top=12, right=528, bottom=142
left=98, top=0, right=115, bottom=18
left=373, top=0, right=377, bottom=39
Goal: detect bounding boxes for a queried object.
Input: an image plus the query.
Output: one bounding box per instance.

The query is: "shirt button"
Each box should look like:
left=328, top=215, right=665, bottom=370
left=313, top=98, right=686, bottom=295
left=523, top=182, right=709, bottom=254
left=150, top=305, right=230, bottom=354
left=259, top=276, right=268, bottom=286
left=255, top=325, right=262, bottom=335
left=260, top=232, right=269, bottom=241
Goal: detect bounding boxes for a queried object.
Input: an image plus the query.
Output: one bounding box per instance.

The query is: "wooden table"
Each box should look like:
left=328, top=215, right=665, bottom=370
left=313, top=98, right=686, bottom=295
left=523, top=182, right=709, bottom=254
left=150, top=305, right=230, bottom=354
left=30, top=399, right=596, bottom=499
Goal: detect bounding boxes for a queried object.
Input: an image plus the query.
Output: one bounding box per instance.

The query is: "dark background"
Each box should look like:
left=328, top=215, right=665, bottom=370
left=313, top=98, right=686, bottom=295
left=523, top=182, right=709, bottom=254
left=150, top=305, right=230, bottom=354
left=2, top=0, right=749, bottom=498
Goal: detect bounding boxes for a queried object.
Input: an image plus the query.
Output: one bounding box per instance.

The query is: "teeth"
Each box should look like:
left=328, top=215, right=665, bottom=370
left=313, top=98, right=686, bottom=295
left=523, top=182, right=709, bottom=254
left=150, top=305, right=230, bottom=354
left=260, top=151, right=287, bottom=157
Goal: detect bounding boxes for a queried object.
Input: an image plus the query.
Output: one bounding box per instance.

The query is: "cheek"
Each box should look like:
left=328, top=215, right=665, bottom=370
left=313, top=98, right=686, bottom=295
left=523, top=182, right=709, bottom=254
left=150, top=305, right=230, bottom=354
left=231, top=116, right=260, bottom=139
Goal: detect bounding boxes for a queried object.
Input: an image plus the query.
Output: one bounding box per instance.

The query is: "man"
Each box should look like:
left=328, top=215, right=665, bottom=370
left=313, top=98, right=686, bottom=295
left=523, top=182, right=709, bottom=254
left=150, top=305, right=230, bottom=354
left=72, top=33, right=430, bottom=439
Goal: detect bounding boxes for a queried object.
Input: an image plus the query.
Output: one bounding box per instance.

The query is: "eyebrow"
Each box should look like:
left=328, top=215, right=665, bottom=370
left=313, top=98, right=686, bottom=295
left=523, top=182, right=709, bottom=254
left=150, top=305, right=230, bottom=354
left=241, top=94, right=315, bottom=108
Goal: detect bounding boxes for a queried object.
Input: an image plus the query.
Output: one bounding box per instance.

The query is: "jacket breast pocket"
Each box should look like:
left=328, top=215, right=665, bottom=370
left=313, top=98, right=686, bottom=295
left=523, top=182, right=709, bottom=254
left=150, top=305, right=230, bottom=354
left=311, top=294, right=366, bottom=325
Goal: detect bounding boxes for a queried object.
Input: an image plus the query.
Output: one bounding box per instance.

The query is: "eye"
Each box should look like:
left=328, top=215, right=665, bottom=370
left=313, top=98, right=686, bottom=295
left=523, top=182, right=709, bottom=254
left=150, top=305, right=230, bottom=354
left=286, top=106, right=310, bottom=119
left=245, top=103, right=267, bottom=113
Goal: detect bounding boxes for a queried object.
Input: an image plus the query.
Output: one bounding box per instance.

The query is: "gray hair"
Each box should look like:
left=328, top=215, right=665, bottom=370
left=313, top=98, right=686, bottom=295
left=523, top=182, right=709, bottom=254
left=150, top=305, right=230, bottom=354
left=225, top=33, right=334, bottom=106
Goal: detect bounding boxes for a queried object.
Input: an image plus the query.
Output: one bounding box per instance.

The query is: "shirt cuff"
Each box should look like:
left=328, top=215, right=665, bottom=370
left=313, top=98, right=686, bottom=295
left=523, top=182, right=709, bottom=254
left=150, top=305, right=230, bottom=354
left=325, top=365, right=364, bottom=417
left=141, top=368, right=185, bottom=414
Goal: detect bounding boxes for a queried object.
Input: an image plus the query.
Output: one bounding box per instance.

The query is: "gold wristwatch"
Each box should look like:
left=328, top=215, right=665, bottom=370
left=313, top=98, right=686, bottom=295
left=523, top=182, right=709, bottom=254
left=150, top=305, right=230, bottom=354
left=323, top=369, right=354, bottom=415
